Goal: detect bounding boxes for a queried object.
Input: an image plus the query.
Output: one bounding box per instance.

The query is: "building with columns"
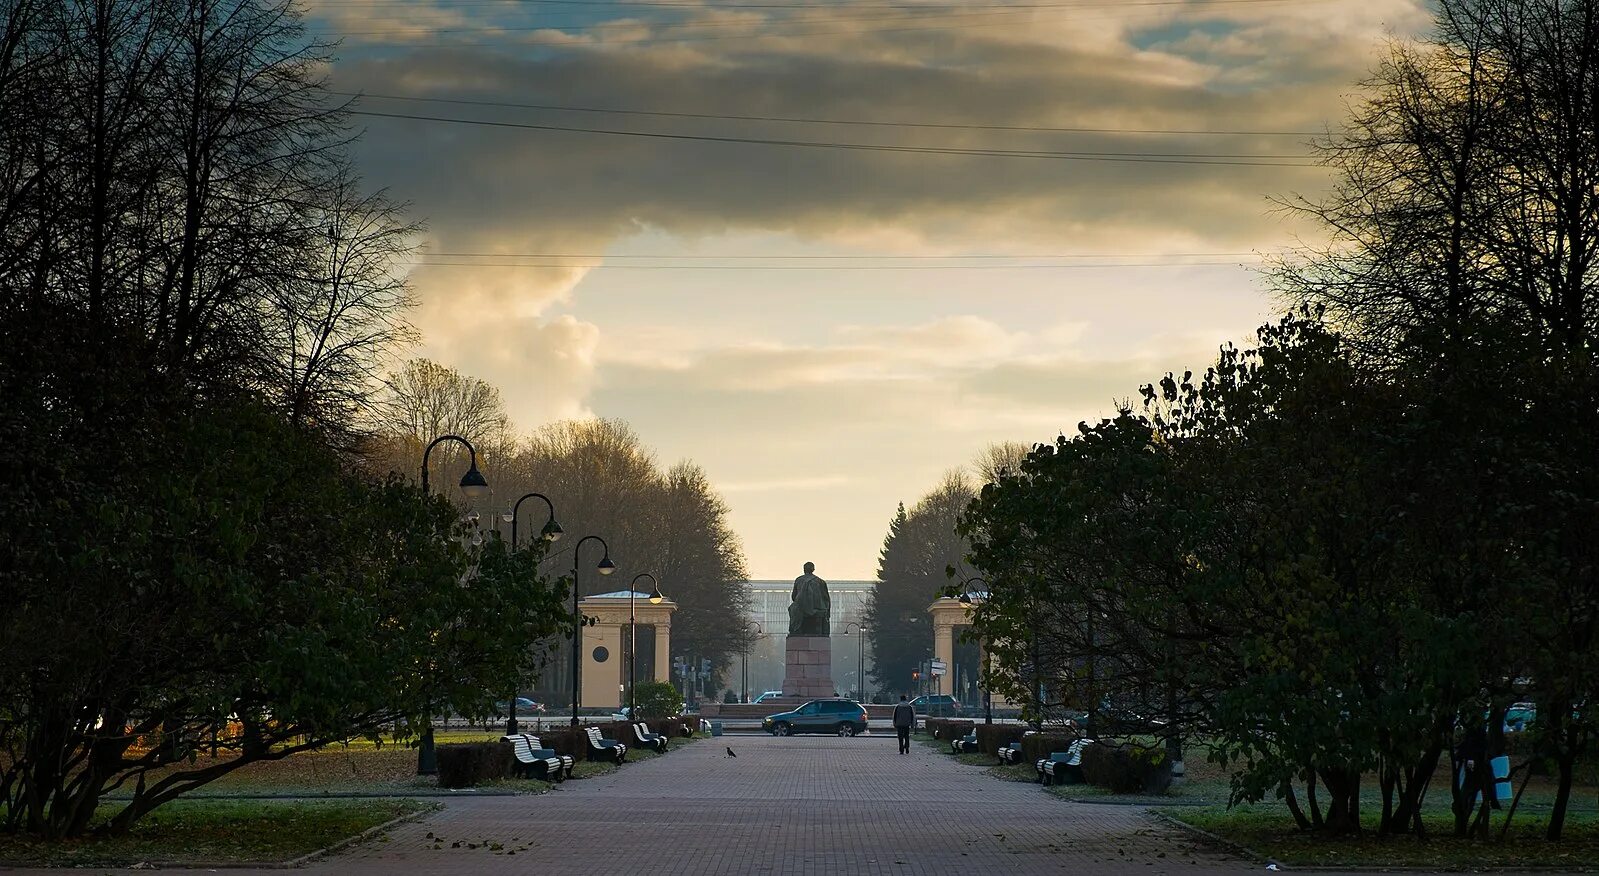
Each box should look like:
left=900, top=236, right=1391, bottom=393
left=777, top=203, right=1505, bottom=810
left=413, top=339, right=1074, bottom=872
left=577, top=591, right=677, bottom=710
left=927, top=595, right=1014, bottom=710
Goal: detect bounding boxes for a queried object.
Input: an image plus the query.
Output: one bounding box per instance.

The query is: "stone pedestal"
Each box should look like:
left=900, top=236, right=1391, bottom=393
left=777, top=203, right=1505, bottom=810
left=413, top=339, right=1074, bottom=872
left=781, top=635, right=835, bottom=699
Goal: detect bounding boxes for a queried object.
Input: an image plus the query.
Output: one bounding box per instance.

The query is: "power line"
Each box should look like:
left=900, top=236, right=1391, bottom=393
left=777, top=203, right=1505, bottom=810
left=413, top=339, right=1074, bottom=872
left=317, top=6, right=1064, bottom=37
left=336, top=91, right=1321, bottom=137
left=400, top=261, right=1262, bottom=269
left=311, top=0, right=1329, bottom=47
left=414, top=251, right=1268, bottom=258
left=307, top=0, right=1317, bottom=11
left=347, top=109, right=1321, bottom=164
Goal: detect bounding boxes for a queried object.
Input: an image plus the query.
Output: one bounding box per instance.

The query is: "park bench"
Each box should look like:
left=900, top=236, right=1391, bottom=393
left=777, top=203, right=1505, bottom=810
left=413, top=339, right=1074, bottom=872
left=1036, top=739, right=1090, bottom=786
left=526, top=734, right=575, bottom=779
left=632, top=722, right=669, bottom=752
left=950, top=730, right=979, bottom=754
left=677, top=721, right=695, bottom=738
left=501, top=734, right=572, bottom=781
left=584, top=726, right=628, bottom=763
left=998, top=730, right=1037, bottom=765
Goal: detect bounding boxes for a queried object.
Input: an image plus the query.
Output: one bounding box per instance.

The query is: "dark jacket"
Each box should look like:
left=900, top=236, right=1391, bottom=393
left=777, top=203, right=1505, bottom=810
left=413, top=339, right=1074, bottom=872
left=892, top=702, right=915, bottom=728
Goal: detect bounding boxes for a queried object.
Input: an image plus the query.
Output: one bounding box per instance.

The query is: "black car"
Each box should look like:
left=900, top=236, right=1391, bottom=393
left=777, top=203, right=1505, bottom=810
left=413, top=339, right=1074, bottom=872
left=762, top=698, right=870, bottom=737
left=908, top=694, right=962, bottom=716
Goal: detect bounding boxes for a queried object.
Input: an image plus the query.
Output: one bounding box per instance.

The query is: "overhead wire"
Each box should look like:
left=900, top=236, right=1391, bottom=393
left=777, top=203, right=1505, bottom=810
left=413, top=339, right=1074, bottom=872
left=335, top=91, right=1321, bottom=137
left=305, top=0, right=1317, bottom=11
left=413, top=251, right=1268, bottom=258
left=346, top=108, right=1319, bottom=164
left=306, top=0, right=1331, bottom=47
left=400, top=261, right=1266, bottom=269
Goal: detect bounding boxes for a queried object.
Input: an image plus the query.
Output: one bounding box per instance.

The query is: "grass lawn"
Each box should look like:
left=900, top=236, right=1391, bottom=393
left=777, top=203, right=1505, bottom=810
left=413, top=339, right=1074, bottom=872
left=1166, top=805, right=1599, bottom=869
left=80, top=727, right=708, bottom=799
left=0, top=798, right=431, bottom=867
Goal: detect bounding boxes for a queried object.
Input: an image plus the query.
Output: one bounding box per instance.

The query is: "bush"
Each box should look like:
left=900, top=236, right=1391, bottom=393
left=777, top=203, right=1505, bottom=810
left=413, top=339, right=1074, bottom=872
left=1078, top=742, right=1171, bottom=794
left=436, top=742, right=512, bottom=788
left=923, top=718, right=974, bottom=741
left=634, top=681, right=685, bottom=718
left=1020, top=733, right=1078, bottom=764
left=975, top=724, right=1029, bottom=755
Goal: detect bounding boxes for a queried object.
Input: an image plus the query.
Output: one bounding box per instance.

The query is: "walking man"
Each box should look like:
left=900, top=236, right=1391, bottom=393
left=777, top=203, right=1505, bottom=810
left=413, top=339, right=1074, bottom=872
left=893, top=694, right=915, bottom=754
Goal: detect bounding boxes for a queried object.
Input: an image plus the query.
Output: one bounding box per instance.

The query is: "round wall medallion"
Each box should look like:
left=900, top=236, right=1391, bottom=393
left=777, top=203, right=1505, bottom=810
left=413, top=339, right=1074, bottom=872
left=592, top=645, right=610, bottom=663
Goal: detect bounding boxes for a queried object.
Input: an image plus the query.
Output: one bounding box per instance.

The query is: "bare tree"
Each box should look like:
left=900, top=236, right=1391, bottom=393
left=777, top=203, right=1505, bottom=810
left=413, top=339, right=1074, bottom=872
left=973, top=441, right=1031, bottom=484
left=266, top=162, right=420, bottom=441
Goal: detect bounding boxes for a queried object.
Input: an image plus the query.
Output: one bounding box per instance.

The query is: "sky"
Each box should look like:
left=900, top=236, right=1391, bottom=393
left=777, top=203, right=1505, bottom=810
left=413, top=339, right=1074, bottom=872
left=306, top=0, right=1434, bottom=579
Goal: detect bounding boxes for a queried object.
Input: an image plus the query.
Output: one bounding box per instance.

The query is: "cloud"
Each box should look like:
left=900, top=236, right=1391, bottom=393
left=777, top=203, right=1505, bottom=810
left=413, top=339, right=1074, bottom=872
left=310, top=0, right=1434, bottom=574
left=719, top=475, right=853, bottom=494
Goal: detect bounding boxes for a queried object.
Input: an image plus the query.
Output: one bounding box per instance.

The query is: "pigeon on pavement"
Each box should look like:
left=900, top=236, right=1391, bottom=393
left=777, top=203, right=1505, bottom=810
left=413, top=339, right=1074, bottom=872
left=726, top=747, right=737, bottom=757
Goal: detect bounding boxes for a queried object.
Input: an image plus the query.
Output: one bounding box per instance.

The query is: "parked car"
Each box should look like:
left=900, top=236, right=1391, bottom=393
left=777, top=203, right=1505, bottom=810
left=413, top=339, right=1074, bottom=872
left=752, top=690, right=786, bottom=704
left=1504, top=702, right=1536, bottom=733
left=763, top=698, right=869, bottom=737
left=493, top=696, right=543, bottom=715
left=908, top=694, right=962, bottom=716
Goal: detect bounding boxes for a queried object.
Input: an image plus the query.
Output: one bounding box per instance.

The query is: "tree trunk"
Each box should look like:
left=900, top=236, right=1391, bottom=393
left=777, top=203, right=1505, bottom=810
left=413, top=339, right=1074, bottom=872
left=1306, top=768, right=1323, bottom=829
left=1282, top=779, right=1312, bottom=831
left=1319, top=767, right=1362, bottom=835
left=1548, top=750, right=1576, bottom=841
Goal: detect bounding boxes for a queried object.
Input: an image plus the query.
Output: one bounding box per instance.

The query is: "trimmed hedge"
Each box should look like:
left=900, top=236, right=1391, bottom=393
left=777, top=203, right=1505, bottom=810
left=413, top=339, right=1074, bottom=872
left=1078, top=742, right=1172, bottom=794
left=974, top=724, right=1029, bottom=756
left=1019, top=732, right=1078, bottom=764
left=436, top=741, right=513, bottom=788
left=923, top=718, right=973, bottom=741
left=536, top=717, right=692, bottom=757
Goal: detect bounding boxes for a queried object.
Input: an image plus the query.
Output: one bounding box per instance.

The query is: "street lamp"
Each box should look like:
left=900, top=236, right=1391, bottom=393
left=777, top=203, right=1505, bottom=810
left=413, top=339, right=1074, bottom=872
left=509, top=492, right=563, bottom=549
left=503, top=492, right=562, bottom=734
left=416, top=434, right=491, bottom=775
left=570, top=535, right=616, bottom=727
left=956, top=576, right=993, bottom=726
left=741, top=621, right=762, bottom=704
left=627, top=573, right=663, bottom=716
left=842, top=622, right=866, bottom=703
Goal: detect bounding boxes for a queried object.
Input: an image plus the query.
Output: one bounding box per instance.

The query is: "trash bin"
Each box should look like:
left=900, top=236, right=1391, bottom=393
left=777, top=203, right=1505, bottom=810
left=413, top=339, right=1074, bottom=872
left=710, top=721, right=724, bottom=737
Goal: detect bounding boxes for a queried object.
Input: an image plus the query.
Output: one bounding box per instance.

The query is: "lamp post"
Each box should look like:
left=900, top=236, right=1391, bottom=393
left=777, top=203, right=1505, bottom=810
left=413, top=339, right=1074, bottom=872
left=741, top=621, right=762, bottom=703
left=504, top=493, right=563, bottom=734
left=570, top=535, right=616, bottom=727
left=957, top=576, right=993, bottom=725
left=628, top=573, right=663, bottom=716
left=841, top=622, right=866, bottom=703
left=417, top=435, right=491, bottom=775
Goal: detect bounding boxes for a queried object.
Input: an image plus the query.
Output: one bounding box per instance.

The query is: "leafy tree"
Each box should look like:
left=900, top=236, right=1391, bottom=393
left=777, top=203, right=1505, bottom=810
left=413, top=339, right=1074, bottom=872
left=865, top=472, right=976, bottom=696
left=0, top=320, right=569, bottom=838
left=1278, top=0, right=1599, bottom=839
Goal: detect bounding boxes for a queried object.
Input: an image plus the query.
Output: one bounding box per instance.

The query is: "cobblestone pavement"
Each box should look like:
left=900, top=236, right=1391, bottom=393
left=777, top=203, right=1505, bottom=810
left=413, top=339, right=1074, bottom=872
left=327, top=734, right=1244, bottom=876
left=2, top=734, right=1377, bottom=875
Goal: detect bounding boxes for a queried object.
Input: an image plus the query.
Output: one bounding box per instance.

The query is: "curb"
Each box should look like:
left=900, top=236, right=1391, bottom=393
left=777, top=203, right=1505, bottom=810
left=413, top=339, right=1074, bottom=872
left=1148, top=808, right=1267, bottom=863
left=102, top=790, right=522, bottom=800
left=281, top=801, right=443, bottom=868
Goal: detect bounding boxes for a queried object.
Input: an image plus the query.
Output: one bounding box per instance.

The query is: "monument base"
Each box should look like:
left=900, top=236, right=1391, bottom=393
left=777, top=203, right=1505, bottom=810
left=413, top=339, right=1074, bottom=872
left=781, top=635, right=835, bottom=699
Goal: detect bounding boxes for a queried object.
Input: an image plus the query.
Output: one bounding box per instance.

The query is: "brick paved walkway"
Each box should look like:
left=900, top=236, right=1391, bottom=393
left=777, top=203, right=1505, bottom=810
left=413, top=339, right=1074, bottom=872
left=7, top=734, right=1367, bottom=875
left=322, top=733, right=1246, bottom=876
